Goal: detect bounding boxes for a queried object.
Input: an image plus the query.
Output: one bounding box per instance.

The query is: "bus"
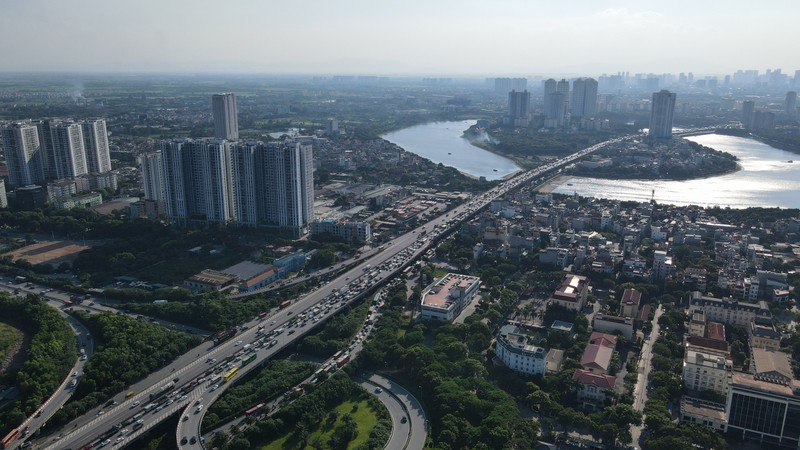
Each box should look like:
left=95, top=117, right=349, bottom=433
left=279, top=300, right=291, bottom=309
left=245, top=403, right=265, bottom=416
left=258, top=311, right=268, bottom=319
left=241, top=353, right=257, bottom=367
left=1, top=428, right=19, bottom=449
left=223, top=367, right=238, bottom=383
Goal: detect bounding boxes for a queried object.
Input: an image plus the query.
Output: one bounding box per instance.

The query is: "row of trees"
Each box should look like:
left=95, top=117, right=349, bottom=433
left=642, top=307, right=728, bottom=449
left=203, top=360, right=317, bottom=430
left=0, top=294, right=76, bottom=431
left=47, top=311, right=201, bottom=428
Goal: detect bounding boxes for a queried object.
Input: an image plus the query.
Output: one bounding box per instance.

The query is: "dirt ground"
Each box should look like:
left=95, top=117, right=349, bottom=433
left=4, top=240, right=91, bottom=267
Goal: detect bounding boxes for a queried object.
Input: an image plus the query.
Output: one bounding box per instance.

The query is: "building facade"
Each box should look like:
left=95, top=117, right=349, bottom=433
left=648, top=90, right=677, bottom=140
left=212, top=93, right=238, bottom=140
left=1, top=121, right=45, bottom=187
left=549, top=273, right=589, bottom=311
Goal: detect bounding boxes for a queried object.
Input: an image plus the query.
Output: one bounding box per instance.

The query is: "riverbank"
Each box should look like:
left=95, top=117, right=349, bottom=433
left=536, top=175, right=573, bottom=193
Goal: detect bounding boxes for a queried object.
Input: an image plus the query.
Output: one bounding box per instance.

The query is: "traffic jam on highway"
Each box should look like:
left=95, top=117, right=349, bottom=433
left=19, top=136, right=635, bottom=450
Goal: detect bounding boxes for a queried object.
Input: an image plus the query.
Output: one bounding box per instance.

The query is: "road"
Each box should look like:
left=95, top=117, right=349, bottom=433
left=630, top=304, right=663, bottom=446
left=32, top=133, right=630, bottom=450
left=358, top=374, right=427, bottom=450
left=0, top=299, right=94, bottom=447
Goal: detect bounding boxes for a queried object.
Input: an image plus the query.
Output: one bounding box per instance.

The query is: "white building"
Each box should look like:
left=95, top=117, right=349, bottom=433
left=683, top=347, right=733, bottom=396
left=690, top=292, right=771, bottom=327
left=496, top=332, right=548, bottom=376
left=81, top=119, right=112, bottom=173
left=51, top=122, right=88, bottom=179
left=593, top=313, right=634, bottom=339
left=311, top=220, right=372, bottom=243
left=648, top=90, right=677, bottom=140
left=570, top=78, right=598, bottom=118
left=212, top=93, right=238, bottom=140
left=421, top=273, right=480, bottom=322
left=1, top=121, right=44, bottom=187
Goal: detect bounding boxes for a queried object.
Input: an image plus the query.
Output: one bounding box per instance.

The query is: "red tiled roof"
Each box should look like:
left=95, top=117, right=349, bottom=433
left=573, top=369, right=616, bottom=390
left=706, top=321, right=726, bottom=341
left=580, top=343, right=614, bottom=371
left=621, top=288, right=641, bottom=306
left=589, top=331, right=617, bottom=348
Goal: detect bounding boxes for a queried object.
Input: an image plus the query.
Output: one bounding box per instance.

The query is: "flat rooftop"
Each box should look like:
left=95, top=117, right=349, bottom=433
left=422, top=273, right=479, bottom=310
left=680, top=397, right=726, bottom=422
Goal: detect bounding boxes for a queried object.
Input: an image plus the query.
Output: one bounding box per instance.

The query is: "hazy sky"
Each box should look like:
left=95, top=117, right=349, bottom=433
left=1, top=0, right=797, bottom=76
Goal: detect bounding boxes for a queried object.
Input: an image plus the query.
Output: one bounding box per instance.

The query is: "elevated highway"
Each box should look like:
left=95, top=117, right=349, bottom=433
left=33, top=134, right=630, bottom=450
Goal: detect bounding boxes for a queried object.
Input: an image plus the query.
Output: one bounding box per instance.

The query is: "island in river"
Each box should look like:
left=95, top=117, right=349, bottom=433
left=567, top=136, right=740, bottom=180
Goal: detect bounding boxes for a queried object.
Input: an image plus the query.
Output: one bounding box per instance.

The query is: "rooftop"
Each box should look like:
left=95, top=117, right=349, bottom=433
left=680, top=397, right=726, bottom=422
left=751, top=348, right=793, bottom=382
left=621, top=288, right=641, bottom=306
left=573, top=369, right=616, bottom=390
left=222, top=261, right=274, bottom=280
left=706, top=321, right=726, bottom=341
left=551, top=273, right=588, bottom=302
left=421, top=273, right=480, bottom=311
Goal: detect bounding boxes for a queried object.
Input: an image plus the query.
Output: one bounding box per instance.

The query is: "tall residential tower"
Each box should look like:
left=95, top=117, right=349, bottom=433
left=212, top=93, right=239, bottom=140
left=648, top=90, right=677, bottom=140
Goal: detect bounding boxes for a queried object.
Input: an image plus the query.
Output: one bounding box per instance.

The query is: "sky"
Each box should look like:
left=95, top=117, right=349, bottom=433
left=1, top=0, right=797, bottom=77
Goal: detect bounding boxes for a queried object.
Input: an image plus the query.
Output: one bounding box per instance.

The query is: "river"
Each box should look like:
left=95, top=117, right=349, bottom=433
left=551, top=134, right=800, bottom=209
left=381, top=120, right=521, bottom=181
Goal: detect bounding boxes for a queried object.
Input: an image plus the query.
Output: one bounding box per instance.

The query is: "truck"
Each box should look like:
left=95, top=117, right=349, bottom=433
left=213, top=328, right=237, bottom=345
left=149, top=381, right=175, bottom=400
left=335, top=353, right=351, bottom=368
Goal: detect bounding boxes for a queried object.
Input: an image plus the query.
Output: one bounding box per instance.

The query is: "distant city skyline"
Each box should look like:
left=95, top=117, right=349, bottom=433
left=1, top=0, right=798, bottom=76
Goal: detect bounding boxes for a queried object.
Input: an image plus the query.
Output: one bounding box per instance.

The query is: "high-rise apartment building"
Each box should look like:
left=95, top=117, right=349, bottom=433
left=571, top=78, right=598, bottom=118
left=138, top=151, right=164, bottom=201
left=648, top=90, right=677, bottom=140
left=51, top=122, right=88, bottom=178
left=577, top=78, right=593, bottom=109
left=507, top=90, right=531, bottom=125
left=1, top=121, right=45, bottom=187
left=544, top=78, right=557, bottom=96
left=81, top=119, right=112, bottom=173
left=212, top=93, right=239, bottom=140
left=742, top=100, right=756, bottom=129
left=145, top=139, right=314, bottom=236
left=786, top=91, right=797, bottom=118
left=258, top=142, right=314, bottom=236
left=544, top=92, right=566, bottom=128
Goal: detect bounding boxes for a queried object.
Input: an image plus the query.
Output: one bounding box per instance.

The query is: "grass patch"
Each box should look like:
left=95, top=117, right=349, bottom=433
left=261, top=399, right=378, bottom=450
left=0, top=321, right=23, bottom=366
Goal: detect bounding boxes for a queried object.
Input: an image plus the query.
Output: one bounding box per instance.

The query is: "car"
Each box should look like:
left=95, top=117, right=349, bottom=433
left=195, top=398, right=203, bottom=405
left=270, top=320, right=276, bottom=325
left=97, top=410, right=105, bottom=416
left=182, top=415, right=189, bottom=422
left=374, top=387, right=382, bottom=394
left=99, top=440, right=111, bottom=448
left=195, top=404, right=203, bottom=413
left=131, top=401, right=140, bottom=408
left=120, top=429, right=129, bottom=435
left=180, top=437, right=188, bottom=445
left=401, top=416, right=408, bottom=424
left=136, top=418, right=144, bottom=424
left=210, top=384, right=219, bottom=391
left=190, top=437, right=197, bottom=444
left=114, top=437, right=124, bottom=444
left=287, top=311, right=293, bottom=315
left=234, top=340, right=242, bottom=346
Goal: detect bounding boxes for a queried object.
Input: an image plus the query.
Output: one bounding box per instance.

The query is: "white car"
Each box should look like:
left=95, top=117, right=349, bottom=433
left=210, top=384, right=219, bottom=391
left=234, top=340, right=243, bottom=346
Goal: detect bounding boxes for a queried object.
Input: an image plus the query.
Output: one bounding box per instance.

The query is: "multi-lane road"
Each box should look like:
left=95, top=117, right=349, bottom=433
left=23, top=133, right=633, bottom=450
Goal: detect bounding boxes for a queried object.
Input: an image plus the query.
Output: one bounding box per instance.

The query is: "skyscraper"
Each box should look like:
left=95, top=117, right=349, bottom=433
left=544, top=78, right=557, bottom=96
left=81, top=119, right=112, bottom=173
left=185, top=139, right=235, bottom=224
left=544, top=92, right=566, bottom=128
left=212, top=93, right=239, bottom=140
left=50, top=122, right=88, bottom=178
left=508, top=90, right=531, bottom=126
left=742, top=100, right=755, bottom=129
left=138, top=151, right=164, bottom=201
left=1, top=121, right=45, bottom=187
left=648, top=90, right=677, bottom=140
left=570, top=78, right=598, bottom=119
left=786, top=91, right=797, bottom=118
left=258, top=141, right=314, bottom=237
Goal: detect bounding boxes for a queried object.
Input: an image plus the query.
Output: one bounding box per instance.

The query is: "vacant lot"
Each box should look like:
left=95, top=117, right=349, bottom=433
left=4, top=240, right=90, bottom=267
